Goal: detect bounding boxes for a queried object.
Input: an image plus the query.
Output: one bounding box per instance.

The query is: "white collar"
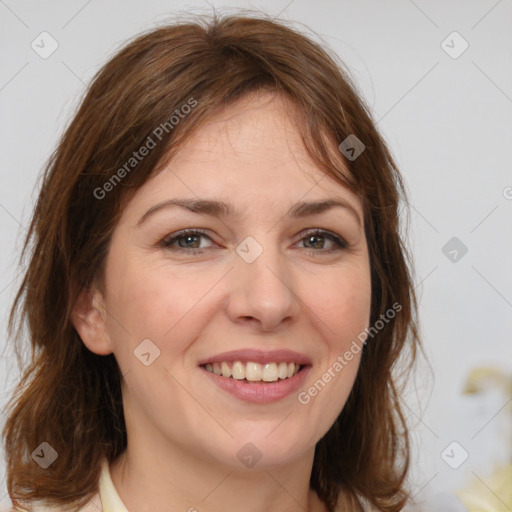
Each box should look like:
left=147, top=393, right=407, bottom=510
left=98, top=458, right=129, bottom=512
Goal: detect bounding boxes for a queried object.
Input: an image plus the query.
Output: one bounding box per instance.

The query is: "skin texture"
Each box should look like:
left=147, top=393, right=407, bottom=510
left=72, top=91, right=372, bottom=512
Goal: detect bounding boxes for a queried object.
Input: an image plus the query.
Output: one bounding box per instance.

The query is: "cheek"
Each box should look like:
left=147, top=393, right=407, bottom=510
left=298, top=266, right=371, bottom=420
left=103, top=253, right=223, bottom=358
left=306, top=262, right=372, bottom=349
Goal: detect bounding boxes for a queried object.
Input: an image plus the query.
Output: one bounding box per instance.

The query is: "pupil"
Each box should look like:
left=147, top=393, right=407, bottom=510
left=180, top=235, right=198, bottom=248
left=307, top=235, right=322, bottom=248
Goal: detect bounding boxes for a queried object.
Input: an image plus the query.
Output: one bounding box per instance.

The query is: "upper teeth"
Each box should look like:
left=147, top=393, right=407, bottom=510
left=204, top=361, right=301, bottom=382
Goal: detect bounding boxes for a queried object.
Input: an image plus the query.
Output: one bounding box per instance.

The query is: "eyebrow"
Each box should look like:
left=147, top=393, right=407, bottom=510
left=137, top=197, right=362, bottom=227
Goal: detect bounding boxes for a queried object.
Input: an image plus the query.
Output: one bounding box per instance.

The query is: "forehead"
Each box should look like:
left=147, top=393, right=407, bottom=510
left=185, top=91, right=303, bottom=156
left=123, top=90, right=362, bottom=220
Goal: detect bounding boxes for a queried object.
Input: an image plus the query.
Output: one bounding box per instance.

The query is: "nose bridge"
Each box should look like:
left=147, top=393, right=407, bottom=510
left=229, top=233, right=299, bottom=329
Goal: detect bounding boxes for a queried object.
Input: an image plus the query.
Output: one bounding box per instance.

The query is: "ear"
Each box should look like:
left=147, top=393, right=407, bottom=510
left=71, top=285, right=113, bottom=356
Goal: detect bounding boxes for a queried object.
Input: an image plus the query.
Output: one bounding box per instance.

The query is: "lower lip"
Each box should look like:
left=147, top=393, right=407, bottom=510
left=200, top=365, right=311, bottom=403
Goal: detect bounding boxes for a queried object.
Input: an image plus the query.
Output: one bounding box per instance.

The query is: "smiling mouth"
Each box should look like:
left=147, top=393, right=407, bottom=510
left=200, top=361, right=305, bottom=383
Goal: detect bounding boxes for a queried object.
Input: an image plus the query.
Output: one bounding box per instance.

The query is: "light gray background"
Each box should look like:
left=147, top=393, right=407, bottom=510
left=1, top=0, right=511, bottom=508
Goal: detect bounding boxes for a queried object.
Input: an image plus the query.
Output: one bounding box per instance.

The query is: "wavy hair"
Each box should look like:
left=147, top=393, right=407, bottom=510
left=2, top=11, right=422, bottom=512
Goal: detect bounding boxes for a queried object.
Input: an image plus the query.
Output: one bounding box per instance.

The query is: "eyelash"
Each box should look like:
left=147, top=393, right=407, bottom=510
left=159, top=228, right=348, bottom=256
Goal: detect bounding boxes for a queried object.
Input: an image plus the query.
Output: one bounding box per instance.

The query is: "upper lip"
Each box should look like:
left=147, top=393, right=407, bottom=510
left=198, top=348, right=312, bottom=366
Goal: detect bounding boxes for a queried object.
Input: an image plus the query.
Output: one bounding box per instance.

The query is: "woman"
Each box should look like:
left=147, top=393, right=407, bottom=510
left=2, top=11, right=421, bottom=512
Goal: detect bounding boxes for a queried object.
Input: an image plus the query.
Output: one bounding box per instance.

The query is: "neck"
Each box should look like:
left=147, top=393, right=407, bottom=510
left=109, top=434, right=327, bottom=512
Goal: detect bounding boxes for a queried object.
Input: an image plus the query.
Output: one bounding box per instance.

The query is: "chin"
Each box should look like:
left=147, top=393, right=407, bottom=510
left=208, top=430, right=314, bottom=470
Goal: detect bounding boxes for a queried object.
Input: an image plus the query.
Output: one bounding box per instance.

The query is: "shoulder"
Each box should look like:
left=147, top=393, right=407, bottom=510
left=2, top=492, right=102, bottom=512
left=359, top=492, right=469, bottom=512
left=400, top=492, right=469, bottom=512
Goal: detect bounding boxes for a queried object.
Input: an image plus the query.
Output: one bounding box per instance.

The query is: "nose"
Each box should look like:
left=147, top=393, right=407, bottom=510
left=226, top=236, right=301, bottom=332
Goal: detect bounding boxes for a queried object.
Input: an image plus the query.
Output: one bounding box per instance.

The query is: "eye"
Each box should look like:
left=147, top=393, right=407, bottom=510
left=297, top=229, right=348, bottom=256
left=160, top=229, right=214, bottom=253
left=159, top=228, right=348, bottom=256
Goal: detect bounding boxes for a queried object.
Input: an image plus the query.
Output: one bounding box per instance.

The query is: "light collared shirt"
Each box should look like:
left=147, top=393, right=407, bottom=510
left=7, top=458, right=129, bottom=512
left=98, top=457, right=129, bottom=512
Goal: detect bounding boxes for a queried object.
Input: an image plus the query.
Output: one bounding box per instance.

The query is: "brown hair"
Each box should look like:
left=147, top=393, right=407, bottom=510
left=2, top=11, right=422, bottom=512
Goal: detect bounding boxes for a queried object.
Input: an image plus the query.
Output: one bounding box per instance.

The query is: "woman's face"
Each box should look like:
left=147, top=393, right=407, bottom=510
left=87, top=91, right=371, bottom=469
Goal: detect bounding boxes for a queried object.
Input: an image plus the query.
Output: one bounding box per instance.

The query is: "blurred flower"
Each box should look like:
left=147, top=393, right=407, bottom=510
left=456, top=366, right=512, bottom=512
